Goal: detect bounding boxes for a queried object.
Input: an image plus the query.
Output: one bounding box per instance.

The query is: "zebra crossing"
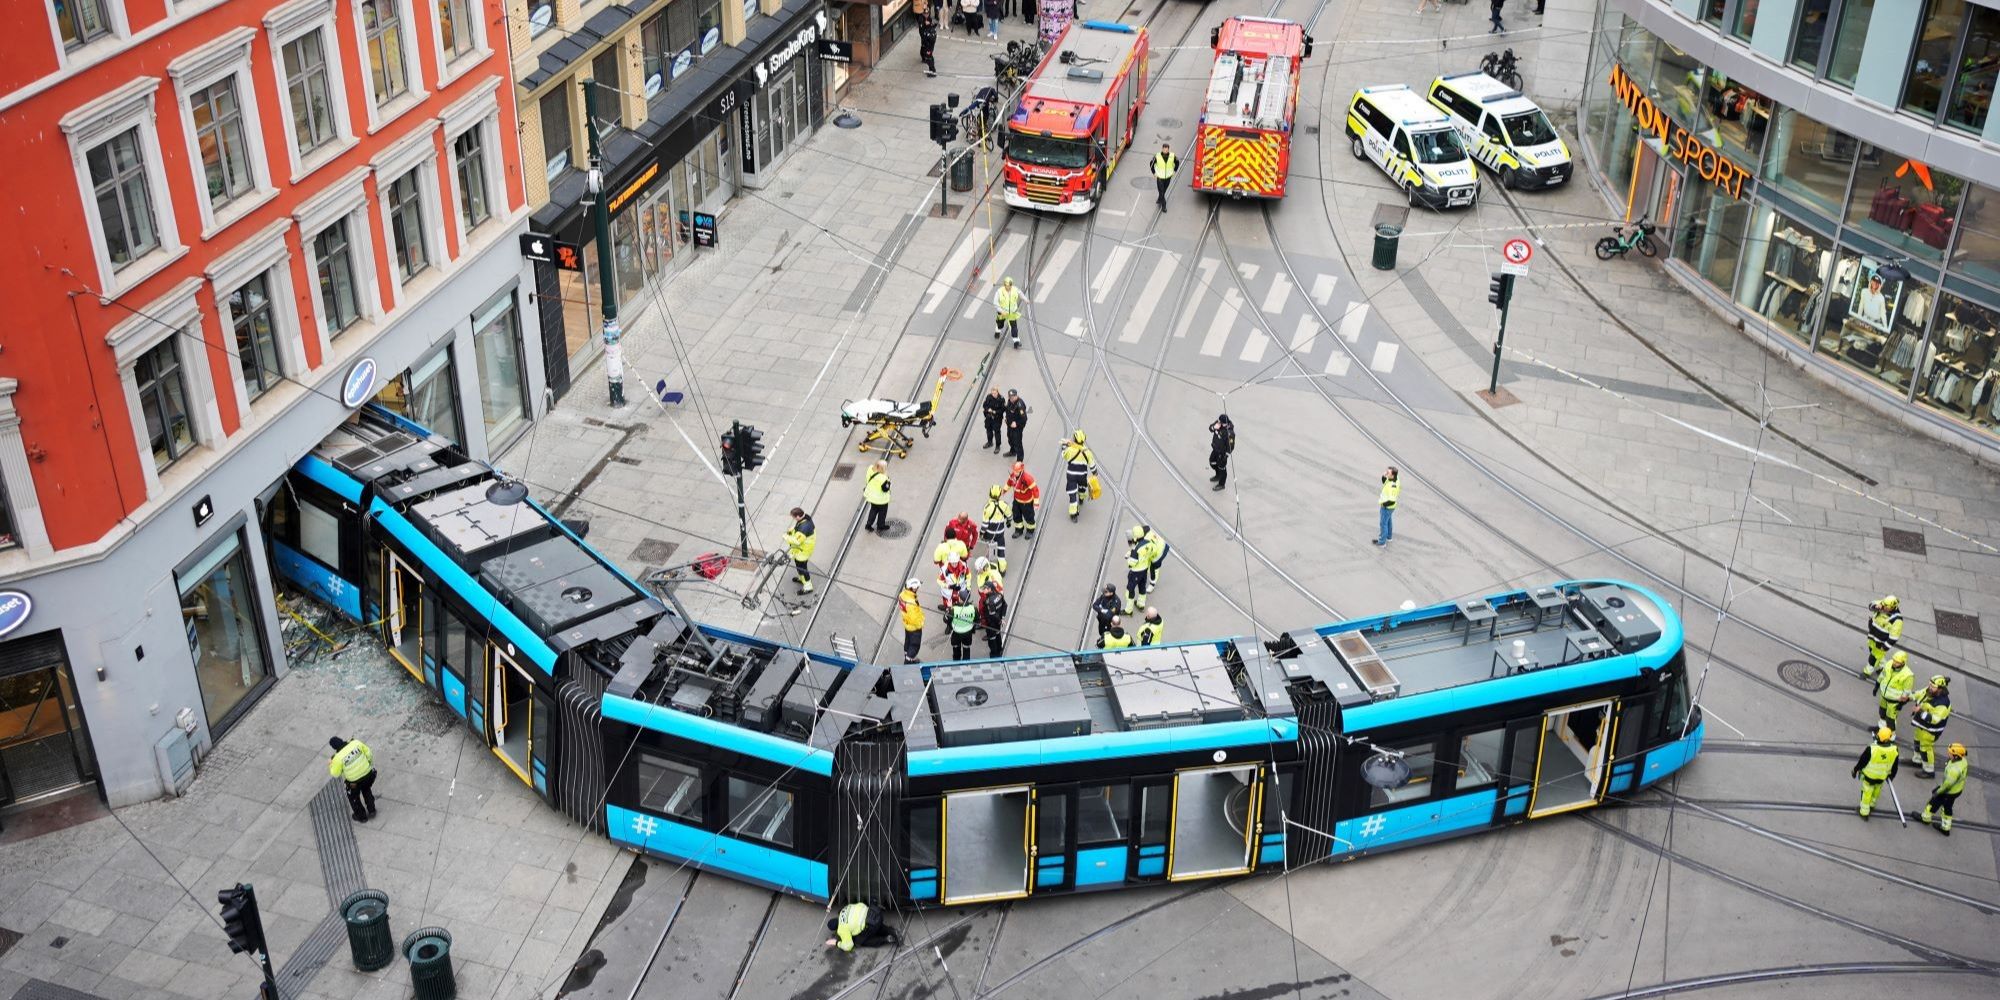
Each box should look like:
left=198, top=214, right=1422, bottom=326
left=918, top=227, right=1409, bottom=381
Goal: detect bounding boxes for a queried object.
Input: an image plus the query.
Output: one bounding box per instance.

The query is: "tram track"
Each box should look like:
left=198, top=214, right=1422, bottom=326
left=1578, top=962, right=2000, bottom=999
left=1619, top=792, right=2000, bottom=838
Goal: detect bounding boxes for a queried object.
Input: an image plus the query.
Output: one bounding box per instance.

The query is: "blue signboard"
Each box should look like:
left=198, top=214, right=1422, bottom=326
left=341, top=358, right=379, bottom=408
left=0, top=590, right=32, bottom=638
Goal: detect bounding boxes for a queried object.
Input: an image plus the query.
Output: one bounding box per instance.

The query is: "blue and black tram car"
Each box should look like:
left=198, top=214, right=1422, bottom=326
left=270, top=409, right=1701, bottom=906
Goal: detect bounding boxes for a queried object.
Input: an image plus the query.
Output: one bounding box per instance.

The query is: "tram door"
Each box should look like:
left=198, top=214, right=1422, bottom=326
left=488, top=647, right=538, bottom=787
left=940, top=785, right=1035, bottom=904
left=383, top=551, right=424, bottom=680
left=1527, top=700, right=1615, bottom=818
left=1168, top=763, right=1263, bottom=880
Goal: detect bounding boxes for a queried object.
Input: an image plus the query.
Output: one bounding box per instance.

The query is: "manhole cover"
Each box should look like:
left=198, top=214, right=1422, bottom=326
left=1881, top=526, right=1927, bottom=556
left=878, top=519, right=910, bottom=539
left=1305, top=124, right=1320, bottom=135
left=1937, top=610, right=1983, bottom=642
left=1157, top=117, right=1184, bottom=129
left=832, top=463, right=856, bottom=481
left=631, top=538, right=678, bottom=565
left=1130, top=174, right=1152, bottom=190
left=1777, top=660, right=1830, bottom=692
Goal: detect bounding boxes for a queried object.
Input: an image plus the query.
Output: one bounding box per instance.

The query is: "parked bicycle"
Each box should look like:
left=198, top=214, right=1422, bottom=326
left=1595, top=216, right=1660, bottom=260
left=1481, top=48, right=1522, bottom=90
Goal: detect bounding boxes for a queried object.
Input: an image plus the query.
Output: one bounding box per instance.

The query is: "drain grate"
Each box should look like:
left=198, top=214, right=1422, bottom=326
left=877, top=519, right=910, bottom=540
left=631, top=538, right=679, bottom=566
left=10, top=981, right=105, bottom=1000
left=0, top=926, right=18, bottom=961
left=1881, top=527, right=1927, bottom=555
left=1157, top=118, right=1185, bottom=129
left=832, top=463, right=856, bottom=481
left=1777, top=660, right=1830, bottom=692
left=611, top=456, right=641, bottom=466
left=1936, top=610, right=1983, bottom=643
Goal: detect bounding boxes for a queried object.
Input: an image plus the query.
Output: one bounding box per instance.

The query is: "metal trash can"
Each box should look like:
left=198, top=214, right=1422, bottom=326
left=341, top=890, right=393, bottom=972
left=950, top=151, right=975, bottom=192
left=1371, top=223, right=1403, bottom=271
left=404, top=927, right=456, bottom=1000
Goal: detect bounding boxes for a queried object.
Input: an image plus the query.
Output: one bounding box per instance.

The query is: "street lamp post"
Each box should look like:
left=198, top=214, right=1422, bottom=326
left=584, top=79, right=626, bottom=407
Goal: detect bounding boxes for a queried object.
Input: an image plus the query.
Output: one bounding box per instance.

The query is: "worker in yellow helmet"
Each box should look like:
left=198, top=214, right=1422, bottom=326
left=1862, top=595, right=1902, bottom=679
left=1851, top=727, right=1900, bottom=820
left=1909, top=674, right=1951, bottom=777
left=1875, top=650, right=1916, bottom=730
left=994, top=277, right=1023, bottom=348
left=1921, top=743, right=1968, bottom=835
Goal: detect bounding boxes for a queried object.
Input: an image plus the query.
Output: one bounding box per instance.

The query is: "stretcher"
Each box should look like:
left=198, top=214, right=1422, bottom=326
left=841, top=369, right=957, bottom=458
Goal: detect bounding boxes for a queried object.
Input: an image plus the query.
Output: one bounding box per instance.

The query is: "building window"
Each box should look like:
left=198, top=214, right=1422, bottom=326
left=1914, top=293, right=2000, bottom=431
left=1759, top=106, right=1853, bottom=220
left=1846, top=148, right=1963, bottom=263
left=1825, top=0, right=1876, bottom=86
left=540, top=87, right=572, bottom=177
left=387, top=168, right=429, bottom=280
left=453, top=127, right=490, bottom=231
left=641, top=12, right=669, bottom=97
left=282, top=31, right=340, bottom=157
left=376, top=345, right=463, bottom=444
left=178, top=531, right=272, bottom=730
left=473, top=292, right=528, bottom=446
left=1730, top=0, right=1760, bottom=39
left=54, top=0, right=111, bottom=49
left=362, top=0, right=409, bottom=106
left=1791, top=0, right=1832, bottom=69
left=528, top=1, right=553, bottom=37
left=593, top=47, right=621, bottom=105
left=1815, top=251, right=1935, bottom=397
left=191, top=78, right=255, bottom=209
left=86, top=128, right=161, bottom=270
left=437, top=0, right=473, bottom=61
left=1943, top=4, right=2000, bottom=134
left=136, top=338, right=195, bottom=472
left=314, top=220, right=362, bottom=333
left=227, top=274, right=282, bottom=399
left=0, top=480, right=17, bottom=549
left=1904, top=0, right=1968, bottom=119
left=1734, top=206, right=1835, bottom=344
left=644, top=0, right=718, bottom=90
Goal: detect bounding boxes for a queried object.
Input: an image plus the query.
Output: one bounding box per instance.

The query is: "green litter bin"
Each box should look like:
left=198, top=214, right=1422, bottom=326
left=1371, top=223, right=1403, bottom=271
left=404, top=927, right=456, bottom=1000
left=341, top=890, right=393, bottom=972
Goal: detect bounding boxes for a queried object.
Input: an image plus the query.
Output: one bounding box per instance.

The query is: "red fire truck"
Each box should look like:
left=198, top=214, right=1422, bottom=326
left=1191, top=17, right=1312, bottom=199
left=1001, top=20, right=1151, bottom=214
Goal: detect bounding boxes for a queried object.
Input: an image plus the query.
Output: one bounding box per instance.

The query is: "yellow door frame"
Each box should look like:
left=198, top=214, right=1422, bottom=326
left=382, top=550, right=423, bottom=681
left=488, top=645, right=533, bottom=786
left=1527, top=699, right=1617, bottom=819
left=1166, top=762, right=1264, bottom=882
left=939, top=784, right=1036, bottom=905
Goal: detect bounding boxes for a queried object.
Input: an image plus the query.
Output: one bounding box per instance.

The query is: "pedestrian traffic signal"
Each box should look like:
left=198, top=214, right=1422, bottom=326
left=217, top=883, right=267, bottom=956
left=929, top=103, right=951, bottom=146
left=735, top=423, right=766, bottom=471
left=1487, top=272, right=1514, bottom=309
left=719, top=431, right=742, bottom=476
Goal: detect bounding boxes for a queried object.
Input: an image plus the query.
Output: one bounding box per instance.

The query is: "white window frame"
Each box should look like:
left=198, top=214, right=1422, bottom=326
left=265, top=0, right=357, bottom=182
left=372, top=123, right=443, bottom=300
left=439, top=77, right=502, bottom=249
left=45, top=0, right=130, bottom=71
left=207, top=219, right=308, bottom=426
left=104, top=278, right=225, bottom=498
left=168, top=27, right=277, bottom=239
left=0, top=380, right=54, bottom=557
left=429, top=0, right=490, bottom=89
left=60, top=76, right=184, bottom=299
left=294, top=166, right=383, bottom=357
left=353, top=0, right=428, bottom=134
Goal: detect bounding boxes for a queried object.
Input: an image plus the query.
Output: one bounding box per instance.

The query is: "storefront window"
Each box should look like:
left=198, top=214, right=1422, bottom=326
left=375, top=344, right=463, bottom=444
left=1944, top=5, right=2000, bottom=134
left=1586, top=57, right=1639, bottom=193
left=1817, top=250, right=1935, bottom=395
left=1703, top=78, right=1771, bottom=166
left=179, top=531, right=270, bottom=728
left=1826, top=0, right=1876, bottom=87
left=1760, top=106, right=1853, bottom=220
left=1954, top=183, right=2000, bottom=288
left=1616, top=21, right=1659, bottom=85
left=1655, top=44, right=1710, bottom=137
left=612, top=211, right=646, bottom=305
left=1735, top=206, right=1836, bottom=343
left=1791, top=0, right=1833, bottom=70
left=1675, top=180, right=1752, bottom=293
left=1845, top=148, right=1963, bottom=262
left=1913, top=292, right=2000, bottom=430
left=1731, top=0, right=1760, bottom=39
left=473, top=291, right=529, bottom=447
left=1905, top=0, right=1969, bottom=118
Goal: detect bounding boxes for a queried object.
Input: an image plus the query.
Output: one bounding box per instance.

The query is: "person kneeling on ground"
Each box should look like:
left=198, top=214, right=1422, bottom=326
left=825, top=901, right=901, bottom=951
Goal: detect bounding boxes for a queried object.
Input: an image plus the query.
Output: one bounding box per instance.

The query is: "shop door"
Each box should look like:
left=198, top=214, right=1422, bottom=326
left=941, top=785, right=1034, bottom=903
left=1626, top=142, right=1683, bottom=230
left=1527, top=700, right=1616, bottom=818
left=383, top=551, right=424, bottom=681
left=0, top=633, right=95, bottom=805
left=1167, top=763, right=1263, bottom=880
left=770, top=66, right=799, bottom=158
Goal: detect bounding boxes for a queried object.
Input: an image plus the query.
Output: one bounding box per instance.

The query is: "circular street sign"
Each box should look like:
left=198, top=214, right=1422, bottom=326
left=1502, top=238, right=1535, bottom=266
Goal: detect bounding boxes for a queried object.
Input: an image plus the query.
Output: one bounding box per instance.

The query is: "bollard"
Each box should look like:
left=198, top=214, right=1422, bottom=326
left=950, top=150, right=975, bottom=193
left=404, top=927, right=457, bottom=1000
left=341, top=890, right=394, bottom=972
left=1371, top=223, right=1403, bottom=271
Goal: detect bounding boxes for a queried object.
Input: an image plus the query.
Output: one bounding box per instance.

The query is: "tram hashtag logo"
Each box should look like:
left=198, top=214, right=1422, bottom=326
left=632, top=815, right=659, bottom=837
left=1358, top=815, right=1387, bottom=839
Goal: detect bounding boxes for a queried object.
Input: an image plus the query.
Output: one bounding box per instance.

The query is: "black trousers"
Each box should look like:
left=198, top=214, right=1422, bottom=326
left=1927, top=790, right=1960, bottom=817
left=1006, top=426, right=1025, bottom=459
left=983, top=521, right=1007, bottom=563
left=951, top=631, right=974, bottom=660
left=1210, top=449, right=1229, bottom=484
left=345, top=772, right=378, bottom=820
left=984, top=417, right=1002, bottom=449
left=826, top=915, right=901, bottom=948
left=984, top=626, right=1005, bottom=658
left=793, top=559, right=811, bottom=585
left=865, top=503, right=889, bottom=531
left=921, top=43, right=936, bottom=73
left=1011, top=499, right=1037, bottom=533
left=903, top=629, right=923, bottom=664
left=1155, top=176, right=1170, bottom=210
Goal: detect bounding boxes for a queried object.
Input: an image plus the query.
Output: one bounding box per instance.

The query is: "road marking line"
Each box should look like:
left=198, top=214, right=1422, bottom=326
left=1261, top=272, right=1293, bottom=314
left=1034, top=238, right=1080, bottom=301
left=1290, top=315, right=1318, bottom=352
left=1239, top=327, right=1269, bottom=364
left=1237, top=262, right=1260, bottom=281
left=1370, top=342, right=1399, bottom=372
left=1120, top=252, right=1181, bottom=343
left=926, top=226, right=988, bottom=314
left=962, top=232, right=1025, bottom=319
left=1323, top=350, right=1350, bottom=377
left=1174, top=257, right=1222, bottom=339
left=1201, top=288, right=1243, bottom=357
left=1063, top=316, right=1086, bottom=339
left=1337, top=302, right=1369, bottom=343
left=1311, top=274, right=1338, bottom=306
left=1092, top=245, right=1133, bottom=303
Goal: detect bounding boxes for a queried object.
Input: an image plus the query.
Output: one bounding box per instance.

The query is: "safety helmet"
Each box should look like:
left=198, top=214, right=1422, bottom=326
left=1876, top=727, right=1895, bottom=743
left=1002, top=276, right=1015, bottom=286
left=973, top=557, right=988, bottom=573
left=948, top=552, right=963, bottom=565
left=906, top=578, right=921, bottom=591
left=1891, top=650, right=1909, bottom=666
left=1949, top=742, right=1967, bottom=758
left=990, top=484, right=1004, bottom=500
left=1072, top=429, right=1086, bottom=444
left=1130, top=525, right=1145, bottom=541
left=1930, top=674, right=1950, bottom=688
left=1882, top=595, right=1899, bottom=609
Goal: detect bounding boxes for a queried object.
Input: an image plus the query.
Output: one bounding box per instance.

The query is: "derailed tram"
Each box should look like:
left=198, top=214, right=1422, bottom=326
left=270, top=409, right=1701, bottom=905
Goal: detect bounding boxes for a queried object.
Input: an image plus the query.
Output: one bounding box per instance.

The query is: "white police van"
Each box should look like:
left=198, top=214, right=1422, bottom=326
left=1345, top=85, right=1479, bottom=209
left=1426, top=72, right=1572, bottom=189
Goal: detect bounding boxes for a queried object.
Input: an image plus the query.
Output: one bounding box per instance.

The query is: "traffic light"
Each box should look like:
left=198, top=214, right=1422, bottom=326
left=736, top=424, right=766, bottom=472
left=218, top=883, right=267, bottom=956
left=929, top=103, right=950, bottom=145
left=719, top=430, right=741, bottom=476
left=1487, top=272, right=1514, bottom=309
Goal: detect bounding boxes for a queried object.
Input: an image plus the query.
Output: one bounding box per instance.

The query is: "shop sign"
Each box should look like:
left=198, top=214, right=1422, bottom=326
left=740, top=92, right=757, bottom=172
left=755, top=10, right=830, bottom=88
left=609, top=162, right=661, bottom=215
left=0, top=590, right=32, bottom=639
left=693, top=212, right=719, bottom=248
left=816, top=40, right=853, bottom=64
left=702, top=26, right=722, bottom=55
left=1607, top=63, right=1749, bottom=199
left=341, top=357, right=379, bottom=408
left=673, top=47, right=695, bottom=80
left=192, top=494, right=214, bottom=528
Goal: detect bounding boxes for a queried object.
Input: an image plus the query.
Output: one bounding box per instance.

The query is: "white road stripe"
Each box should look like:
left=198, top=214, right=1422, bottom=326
left=1034, top=238, right=1080, bottom=301
left=1200, top=288, right=1243, bottom=357
left=1261, top=272, right=1293, bottom=314
left=1173, top=257, right=1222, bottom=339
left=1337, top=302, right=1369, bottom=343
left=1370, top=342, right=1400, bottom=372
left=1290, top=315, right=1318, bottom=352
left=1119, top=252, right=1181, bottom=343
left=1239, top=327, right=1269, bottom=364
left=1323, top=350, right=1351, bottom=377
left=1063, top=316, right=1086, bottom=339
left=1311, top=274, right=1338, bottom=306
left=962, top=232, right=1026, bottom=319
left=926, top=227, right=987, bottom=314
left=1237, top=262, right=1260, bottom=281
left=1092, top=245, right=1133, bottom=303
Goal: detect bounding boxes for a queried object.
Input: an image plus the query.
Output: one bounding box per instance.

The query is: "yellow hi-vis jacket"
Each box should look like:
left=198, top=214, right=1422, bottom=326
left=899, top=590, right=925, bottom=632
left=330, top=740, right=374, bottom=782
left=1937, top=756, right=1968, bottom=795
left=1152, top=150, right=1178, bottom=179
left=785, top=519, right=816, bottom=562
left=1877, top=665, right=1916, bottom=706
left=864, top=469, right=890, bottom=504
left=1858, top=742, right=1899, bottom=781
left=1379, top=477, right=1402, bottom=509
left=835, top=903, right=869, bottom=952
left=994, top=284, right=1023, bottom=321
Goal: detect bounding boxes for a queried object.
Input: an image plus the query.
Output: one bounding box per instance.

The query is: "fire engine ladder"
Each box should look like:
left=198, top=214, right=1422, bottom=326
left=1205, top=53, right=1241, bottom=117
left=1254, top=56, right=1290, bottom=127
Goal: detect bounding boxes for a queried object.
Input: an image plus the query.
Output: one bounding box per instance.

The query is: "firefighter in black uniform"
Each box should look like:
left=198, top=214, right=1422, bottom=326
left=1208, top=413, right=1235, bottom=490
left=981, top=388, right=1006, bottom=452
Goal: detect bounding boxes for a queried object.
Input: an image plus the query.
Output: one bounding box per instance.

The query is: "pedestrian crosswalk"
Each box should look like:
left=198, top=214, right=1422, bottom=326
left=920, top=228, right=1410, bottom=379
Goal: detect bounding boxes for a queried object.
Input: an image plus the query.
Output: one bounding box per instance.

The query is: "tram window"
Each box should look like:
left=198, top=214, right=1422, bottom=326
left=724, top=776, right=795, bottom=848
left=908, top=803, right=940, bottom=868
left=1263, top=768, right=1288, bottom=831
left=1506, top=721, right=1541, bottom=787
left=1659, top=654, right=1691, bottom=740
left=1138, top=784, right=1170, bottom=843
left=441, top=610, right=470, bottom=674
left=1037, top=793, right=1068, bottom=854
left=1616, top=697, right=1652, bottom=762
left=1455, top=728, right=1505, bottom=792
left=636, top=753, right=704, bottom=823
left=297, top=496, right=342, bottom=567
left=1368, top=741, right=1437, bottom=808
left=1076, top=783, right=1129, bottom=844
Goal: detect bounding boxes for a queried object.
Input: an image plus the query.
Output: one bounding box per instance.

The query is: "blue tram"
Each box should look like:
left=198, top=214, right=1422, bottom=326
left=269, top=409, right=1701, bottom=905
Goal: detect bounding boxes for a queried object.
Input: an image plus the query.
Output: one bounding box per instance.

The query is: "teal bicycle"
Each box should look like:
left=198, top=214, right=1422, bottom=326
left=1594, top=216, right=1659, bottom=260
